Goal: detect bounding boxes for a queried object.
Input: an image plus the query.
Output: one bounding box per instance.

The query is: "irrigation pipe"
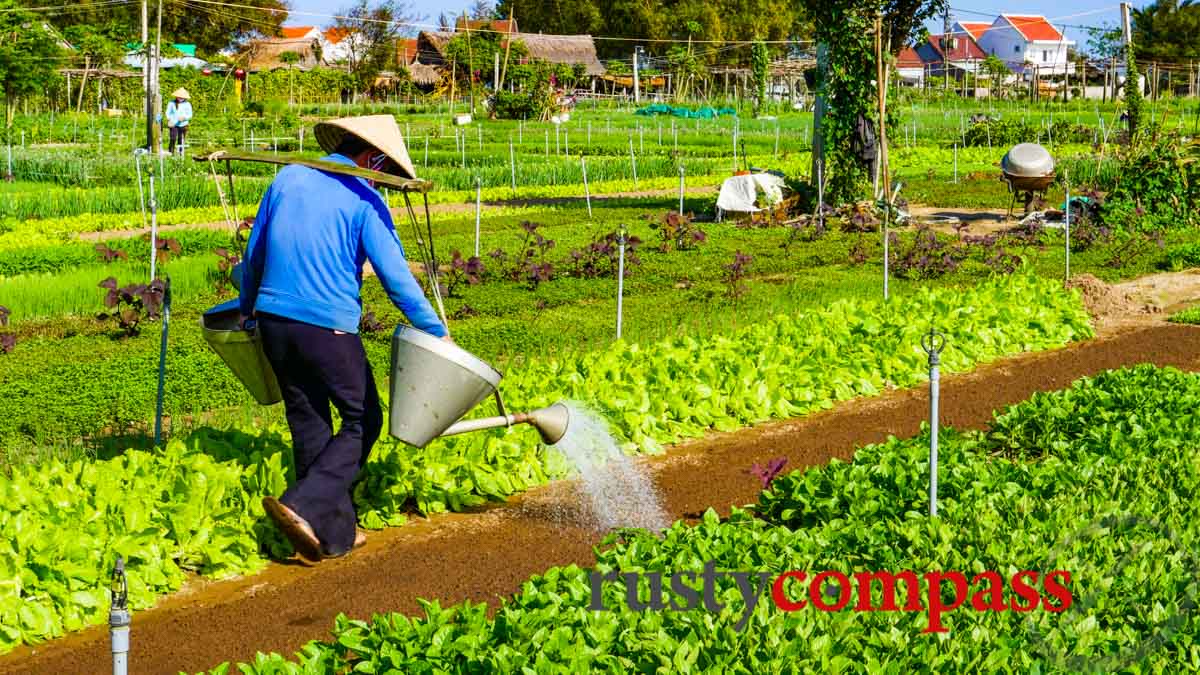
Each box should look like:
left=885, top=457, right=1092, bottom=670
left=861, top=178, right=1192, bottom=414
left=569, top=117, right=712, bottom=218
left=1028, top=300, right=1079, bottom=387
left=678, top=165, right=685, bottom=214
left=149, top=172, right=158, bottom=282
left=582, top=155, right=592, bottom=219
left=616, top=224, right=626, bottom=340
left=1065, top=172, right=1071, bottom=282
left=922, top=327, right=946, bottom=518
left=474, top=176, right=482, bottom=258
left=154, top=276, right=171, bottom=448
left=509, top=137, right=516, bottom=195
left=109, top=557, right=129, bottom=675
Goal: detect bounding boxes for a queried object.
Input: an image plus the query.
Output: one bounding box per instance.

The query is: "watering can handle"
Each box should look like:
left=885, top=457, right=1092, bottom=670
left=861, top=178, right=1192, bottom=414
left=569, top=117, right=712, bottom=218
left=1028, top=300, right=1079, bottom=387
left=493, top=390, right=509, bottom=420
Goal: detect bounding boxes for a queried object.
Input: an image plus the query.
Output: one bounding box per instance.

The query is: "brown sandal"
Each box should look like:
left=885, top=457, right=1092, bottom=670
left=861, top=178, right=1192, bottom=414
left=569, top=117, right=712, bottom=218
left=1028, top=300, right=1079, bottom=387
left=262, top=496, right=323, bottom=562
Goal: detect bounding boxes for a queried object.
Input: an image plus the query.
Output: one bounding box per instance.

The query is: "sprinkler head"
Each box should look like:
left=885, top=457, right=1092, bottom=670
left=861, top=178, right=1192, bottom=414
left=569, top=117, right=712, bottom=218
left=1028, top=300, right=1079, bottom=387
left=528, top=402, right=570, bottom=445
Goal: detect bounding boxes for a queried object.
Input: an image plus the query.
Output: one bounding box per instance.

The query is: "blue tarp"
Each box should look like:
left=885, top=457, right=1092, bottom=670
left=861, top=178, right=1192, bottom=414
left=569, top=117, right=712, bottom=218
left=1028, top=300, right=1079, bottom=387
left=634, top=104, right=737, bottom=119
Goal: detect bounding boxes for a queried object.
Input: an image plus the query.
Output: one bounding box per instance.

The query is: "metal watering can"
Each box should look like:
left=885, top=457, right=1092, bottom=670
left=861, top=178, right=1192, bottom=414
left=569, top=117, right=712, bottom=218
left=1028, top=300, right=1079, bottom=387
left=388, top=325, right=570, bottom=448
left=201, top=288, right=570, bottom=448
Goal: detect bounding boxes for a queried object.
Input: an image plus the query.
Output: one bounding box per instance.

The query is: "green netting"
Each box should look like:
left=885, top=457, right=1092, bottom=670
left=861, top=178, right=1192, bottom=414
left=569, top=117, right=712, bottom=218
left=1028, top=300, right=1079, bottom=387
left=634, top=104, right=737, bottom=119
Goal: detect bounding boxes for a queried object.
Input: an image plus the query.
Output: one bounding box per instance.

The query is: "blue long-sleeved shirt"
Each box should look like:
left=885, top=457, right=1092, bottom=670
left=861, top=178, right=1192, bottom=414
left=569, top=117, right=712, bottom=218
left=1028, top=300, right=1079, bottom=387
left=239, top=153, right=447, bottom=337
left=166, top=100, right=192, bottom=127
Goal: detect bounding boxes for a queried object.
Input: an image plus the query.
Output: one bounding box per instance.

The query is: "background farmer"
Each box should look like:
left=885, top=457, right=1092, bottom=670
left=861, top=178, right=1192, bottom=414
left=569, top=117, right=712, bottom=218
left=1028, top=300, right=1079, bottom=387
left=166, top=88, right=193, bottom=155
left=238, top=115, right=449, bottom=561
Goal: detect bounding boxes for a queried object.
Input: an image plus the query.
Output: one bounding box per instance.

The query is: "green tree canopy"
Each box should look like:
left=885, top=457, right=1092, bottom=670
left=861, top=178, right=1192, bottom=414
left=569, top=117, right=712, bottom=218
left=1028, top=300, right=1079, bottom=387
left=1, top=0, right=63, bottom=139
left=496, top=0, right=808, bottom=61
left=1132, top=0, right=1200, bottom=62
left=19, top=0, right=288, bottom=56
left=333, top=0, right=417, bottom=94
left=1086, top=22, right=1123, bottom=60
left=444, top=21, right=529, bottom=87
left=806, top=0, right=947, bottom=203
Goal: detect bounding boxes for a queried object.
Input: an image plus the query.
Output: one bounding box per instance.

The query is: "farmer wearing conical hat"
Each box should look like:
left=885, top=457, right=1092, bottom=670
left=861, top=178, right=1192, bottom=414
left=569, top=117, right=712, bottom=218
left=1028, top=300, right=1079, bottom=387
left=240, top=115, right=449, bottom=561
left=166, top=88, right=192, bottom=155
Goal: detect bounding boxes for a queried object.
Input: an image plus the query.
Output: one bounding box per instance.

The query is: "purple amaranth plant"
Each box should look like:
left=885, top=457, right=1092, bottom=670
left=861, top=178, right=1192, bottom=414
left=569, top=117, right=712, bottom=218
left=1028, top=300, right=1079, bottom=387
left=94, top=243, right=128, bottom=263
left=725, top=250, right=754, bottom=305
left=650, top=211, right=706, bottom=252
left=571, top=230, right=642, bottom=279
left=213, top=247, right=242, bottom=296
left=97, top=277, right=165, bottom=338
left=0, top=305, right=13, bottom=354
left=445, top=249, right=485, bottom=297
left=748, top=457, right=788, bottom=488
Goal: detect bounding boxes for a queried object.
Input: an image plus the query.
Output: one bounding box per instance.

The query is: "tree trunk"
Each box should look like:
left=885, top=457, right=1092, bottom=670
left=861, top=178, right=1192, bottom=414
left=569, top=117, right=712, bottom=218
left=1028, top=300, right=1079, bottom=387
left=811, top=44, right=828, bottom=183
left=77, top=57, right=92, bottom=113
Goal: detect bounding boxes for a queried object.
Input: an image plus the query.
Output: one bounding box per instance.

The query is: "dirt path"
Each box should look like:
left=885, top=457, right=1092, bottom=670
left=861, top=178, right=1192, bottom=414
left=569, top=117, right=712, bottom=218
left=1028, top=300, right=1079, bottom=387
left=905, top=204, right=1011, bottom=234
left=74, top=186, right=719, bottom=242
left=4, top=318, right=1199, bottom=675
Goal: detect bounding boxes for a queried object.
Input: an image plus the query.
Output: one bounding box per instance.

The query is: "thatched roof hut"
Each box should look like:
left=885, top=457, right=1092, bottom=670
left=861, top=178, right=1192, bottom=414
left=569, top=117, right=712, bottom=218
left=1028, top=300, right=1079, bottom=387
left=414, top=30, right=604, bottom=76
left=242, top=37, right=322, bottom=72
left=408, top=62, right=442, bottom=86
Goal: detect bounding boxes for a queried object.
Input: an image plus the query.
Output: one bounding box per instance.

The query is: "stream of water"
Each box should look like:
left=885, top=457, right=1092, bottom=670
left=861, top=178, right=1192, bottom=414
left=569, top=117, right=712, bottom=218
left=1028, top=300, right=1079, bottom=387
left=549, top=402, right=670, bottom=533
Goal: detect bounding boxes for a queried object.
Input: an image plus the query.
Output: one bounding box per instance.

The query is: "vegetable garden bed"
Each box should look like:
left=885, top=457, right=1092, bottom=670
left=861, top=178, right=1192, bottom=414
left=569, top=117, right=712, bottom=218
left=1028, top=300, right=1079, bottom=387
left=2, top=322, right=1197, bottom=675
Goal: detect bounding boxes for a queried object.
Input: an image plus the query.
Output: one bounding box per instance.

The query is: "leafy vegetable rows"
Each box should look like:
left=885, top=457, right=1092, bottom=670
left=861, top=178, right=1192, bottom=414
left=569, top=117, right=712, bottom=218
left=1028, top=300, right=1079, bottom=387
left=196, top=364, right=1200, bottom=674
left=0, top=274, right=1091, bottom=653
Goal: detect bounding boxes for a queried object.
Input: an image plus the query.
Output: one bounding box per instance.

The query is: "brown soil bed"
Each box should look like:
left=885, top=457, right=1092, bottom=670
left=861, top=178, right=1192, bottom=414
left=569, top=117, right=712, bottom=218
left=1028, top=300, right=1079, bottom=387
left=4, top=321, right=1199, bottom=675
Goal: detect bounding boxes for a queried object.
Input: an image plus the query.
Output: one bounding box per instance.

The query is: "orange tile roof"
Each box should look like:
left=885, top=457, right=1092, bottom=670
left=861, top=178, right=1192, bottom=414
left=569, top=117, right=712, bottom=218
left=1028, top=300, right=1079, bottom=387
left=925, top=33, right=986, bottom=61
left=897, top=46, right=924, bottom=67
left=957, top=22, right=991, bottom=41
left=398, top=38, right=418, bottom=64
left=324, top=27, right=351, bottom=44
left=1003, top=15, right=1064, bottom=41
left=281, top=26, right=315, bottom=39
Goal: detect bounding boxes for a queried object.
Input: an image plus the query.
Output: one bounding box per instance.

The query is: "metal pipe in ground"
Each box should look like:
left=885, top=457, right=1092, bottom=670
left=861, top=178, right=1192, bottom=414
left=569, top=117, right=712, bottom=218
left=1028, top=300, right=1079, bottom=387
left=1064, top=180, right=1071, bottom=281
left=149, top=172, right=158, bottom=282
left=616, top=225, right=626, bottom=339
left=678, top=165, right=685, bottom=214
left=109, top=557, right=129, bottom=675
left=582, top=155, right=592, bottom=219
left=922, top=328, right=946, bottom=518
left=474, top=177, right=482, bottom=258
left=155, top=276, right=171, bottom=447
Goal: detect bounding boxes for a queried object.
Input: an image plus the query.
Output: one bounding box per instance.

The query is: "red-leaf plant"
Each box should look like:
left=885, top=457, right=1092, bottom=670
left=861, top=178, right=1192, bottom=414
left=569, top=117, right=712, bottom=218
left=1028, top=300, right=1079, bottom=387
left=97, top=277, right=165, bottom=338
left=0, top=305, right=14, bottom=354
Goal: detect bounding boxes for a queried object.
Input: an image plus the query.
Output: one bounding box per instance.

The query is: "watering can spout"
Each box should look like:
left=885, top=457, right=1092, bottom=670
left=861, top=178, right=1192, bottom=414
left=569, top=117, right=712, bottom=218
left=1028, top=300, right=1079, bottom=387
left=436, top=402, right=572, bottom=446
left=525, top=402, right=571, bottom=445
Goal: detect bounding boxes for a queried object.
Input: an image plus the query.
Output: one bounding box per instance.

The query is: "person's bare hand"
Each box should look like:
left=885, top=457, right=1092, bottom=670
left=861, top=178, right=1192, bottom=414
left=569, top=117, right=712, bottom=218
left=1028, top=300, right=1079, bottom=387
left=441, top=334, right=454, bottom=344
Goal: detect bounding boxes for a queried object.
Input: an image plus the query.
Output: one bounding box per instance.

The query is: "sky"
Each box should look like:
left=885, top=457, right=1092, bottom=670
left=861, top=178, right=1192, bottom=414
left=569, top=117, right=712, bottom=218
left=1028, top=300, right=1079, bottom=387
left=285, top=1, right=1133, bottom=53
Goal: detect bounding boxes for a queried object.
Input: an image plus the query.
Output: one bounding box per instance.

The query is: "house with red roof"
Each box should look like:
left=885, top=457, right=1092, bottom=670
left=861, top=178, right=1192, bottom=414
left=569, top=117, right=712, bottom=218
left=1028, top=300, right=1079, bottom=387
left=969, top=14, right=1075, bottom=75
left=322, top=27, right=358, bottom=64
left=896, top=46, right=927, bottom=86
left=914, top=30, right=988, bottom=80
left=280, top=26, right=320, bottom=41
left=397, top=38, right=418, bottom=66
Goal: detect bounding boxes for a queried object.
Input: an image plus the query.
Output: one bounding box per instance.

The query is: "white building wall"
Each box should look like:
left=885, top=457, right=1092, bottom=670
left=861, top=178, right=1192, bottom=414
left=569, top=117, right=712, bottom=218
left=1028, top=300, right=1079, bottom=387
left=976, top=19, right=1025, bottom=68
left=974, top=18, right=1074, bottom=74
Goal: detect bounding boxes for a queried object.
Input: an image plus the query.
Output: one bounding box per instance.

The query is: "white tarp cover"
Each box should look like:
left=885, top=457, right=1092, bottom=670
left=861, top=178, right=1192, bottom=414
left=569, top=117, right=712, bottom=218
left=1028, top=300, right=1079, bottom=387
left=716, top=173, right=787, bottom=213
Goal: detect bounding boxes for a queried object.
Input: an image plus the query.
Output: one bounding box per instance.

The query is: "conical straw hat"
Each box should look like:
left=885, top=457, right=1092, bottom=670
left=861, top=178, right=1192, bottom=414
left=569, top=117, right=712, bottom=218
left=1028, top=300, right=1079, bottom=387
left=171, top=88, right=190, bottom=100
left=313, top=115, right=417, bottom=180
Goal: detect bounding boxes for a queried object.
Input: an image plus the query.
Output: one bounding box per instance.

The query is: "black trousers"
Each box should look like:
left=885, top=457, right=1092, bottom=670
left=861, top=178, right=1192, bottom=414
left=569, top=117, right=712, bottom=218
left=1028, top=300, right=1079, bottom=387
left=258, top=313, right=383, bottom=555
left=169, top=125, right=188, bottom=153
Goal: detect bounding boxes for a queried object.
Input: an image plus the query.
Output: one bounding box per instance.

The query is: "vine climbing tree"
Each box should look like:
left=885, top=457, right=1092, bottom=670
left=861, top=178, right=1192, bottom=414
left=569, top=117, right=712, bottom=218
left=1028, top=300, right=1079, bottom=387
left=806, top=1, right=946, bottom=204
left=751, top=39, right=770, bottom=116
